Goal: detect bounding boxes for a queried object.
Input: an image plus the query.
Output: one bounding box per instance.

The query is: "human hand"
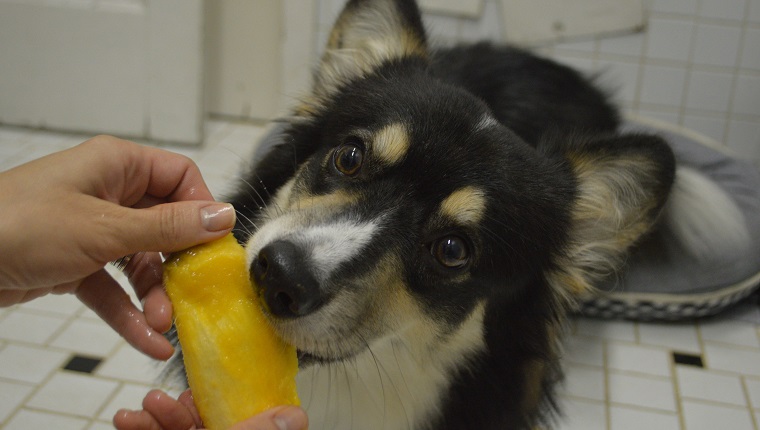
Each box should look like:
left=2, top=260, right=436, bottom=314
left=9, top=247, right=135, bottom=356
left=113, top=390, right=308, bottom=430
left=0, top=135, right=236, bottom=359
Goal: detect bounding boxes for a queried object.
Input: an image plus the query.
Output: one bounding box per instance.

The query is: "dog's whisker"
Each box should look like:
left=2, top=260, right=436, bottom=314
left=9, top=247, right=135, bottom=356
left=237, top=177, right=266, bottom=209
left=234, top=209, right=258, bottom=233
left=340, top=359, right=356, bottom=430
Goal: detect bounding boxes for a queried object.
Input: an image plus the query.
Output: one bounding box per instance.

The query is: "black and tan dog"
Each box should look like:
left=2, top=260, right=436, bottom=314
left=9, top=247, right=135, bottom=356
left=186, top=1, right=688, bottom=429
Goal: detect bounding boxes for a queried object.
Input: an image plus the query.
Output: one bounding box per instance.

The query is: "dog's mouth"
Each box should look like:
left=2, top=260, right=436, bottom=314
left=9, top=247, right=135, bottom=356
left=260, top=295, right=378, bottom=368
left=296, top=349, right=338, bottom=367
left=293, top=339, right=370, bottom=368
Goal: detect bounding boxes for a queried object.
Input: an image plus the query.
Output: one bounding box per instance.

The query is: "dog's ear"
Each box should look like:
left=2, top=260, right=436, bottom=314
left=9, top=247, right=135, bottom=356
left=547, top=134, right=675, bottom=300
left=312, top=0, right=428, bottom=99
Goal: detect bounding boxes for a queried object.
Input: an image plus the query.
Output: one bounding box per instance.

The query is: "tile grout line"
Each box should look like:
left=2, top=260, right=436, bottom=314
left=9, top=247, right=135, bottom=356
left=741, top=376, right=760, bottom=430
left=720, top=0, right=753, bottom=144
left=602, top=338, right=611, bottom=430
left=90, top=380, right=126, bottom=427
left=670, top=357, right=687, bottom=430
left=1, top=349, right=69, bottom=428
left=678, top=2, right=696, bottom=127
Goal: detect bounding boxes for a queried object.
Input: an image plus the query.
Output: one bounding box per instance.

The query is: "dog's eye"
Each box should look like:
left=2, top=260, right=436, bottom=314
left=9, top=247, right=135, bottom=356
left=333, top=138, right=364, bottom=176
left=432, top=236, right=470, bottom=269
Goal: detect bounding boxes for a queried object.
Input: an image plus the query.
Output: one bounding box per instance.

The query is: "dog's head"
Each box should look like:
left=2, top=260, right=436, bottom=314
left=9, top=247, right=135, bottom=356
left=233, top=0, right=674, bottom=366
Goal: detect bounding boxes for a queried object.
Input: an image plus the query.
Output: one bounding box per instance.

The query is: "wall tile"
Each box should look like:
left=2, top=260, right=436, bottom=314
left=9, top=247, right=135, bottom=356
left=0, top=310, right=68, bottom=345
left=609, top=405, right=680, bottom=430
left=699, top=0, right=748, bottom=21
left=26, top=371, right=118, bottom=418
left=726, top=119, right=760, bottom=159
left=743, top=377, right=760, bottom=409
left=49, top=318, right=122, bottom=357
left=732, top=74, right=760, bottom=116
left=740, top=28, right=760, bottom=70
left=18, top=293, right=83, bottom=317
left=562, top=365, right=606, bottom=401
left=563, top=335, right=605, bottom=367
left=87, top=422, right=117, bottom=430
left=607, top=342, right=672, bottom=377
left=0, top=380, right=34, bottom=422
left=685, top=70, right=734, bottom=112
left=608, top=372, right=677, bottom=412
left=750, top=0, right=760, bottom=22
left=677, top=366, right=747, bottom=405
left=704, top=343, right=760, bottom=377
left=640, top=64, right=687, bottom=107
left=97, top=383, right=154, bottom=422
left=645, top=17, right=695, bottom=62
left=0, top=344, right=68, bottom=384
left=599, top=32, right=645, bottom=57
left=700, top=319, right=760, bottom=348
left=681, top=400, right=755, bottom=430
left=96, top=343, right=165, bottom=385
left=692, top=23, right=742, bottom=67
left=649, top=0, right=699, bottom=15
left=557, top=397, right=606, bottom=430
left=2, top=409, right=88, bottom=430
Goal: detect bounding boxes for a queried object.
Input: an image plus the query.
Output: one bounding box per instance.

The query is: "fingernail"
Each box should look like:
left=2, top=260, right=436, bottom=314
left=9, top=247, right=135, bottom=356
left=273, top=406, right=307, bottom=430
left=200, top=203, right=235, bottom=232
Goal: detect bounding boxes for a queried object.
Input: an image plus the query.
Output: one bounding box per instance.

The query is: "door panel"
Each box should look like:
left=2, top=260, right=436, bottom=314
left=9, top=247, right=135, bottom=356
left=0, top=0, right=203, bottom=144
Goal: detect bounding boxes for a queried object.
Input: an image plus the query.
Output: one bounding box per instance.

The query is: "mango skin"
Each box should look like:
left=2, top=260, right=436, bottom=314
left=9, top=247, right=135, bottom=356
left=164, top=234, right=299, bottom=430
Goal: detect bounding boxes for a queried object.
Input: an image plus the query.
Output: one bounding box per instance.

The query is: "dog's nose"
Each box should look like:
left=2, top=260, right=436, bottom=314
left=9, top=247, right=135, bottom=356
left=251, top=240, right=322, bottom=318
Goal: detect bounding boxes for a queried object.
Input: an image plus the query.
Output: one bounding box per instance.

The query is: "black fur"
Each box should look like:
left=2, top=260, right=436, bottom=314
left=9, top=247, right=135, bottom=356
left=432, top=42, right=620, bottom=145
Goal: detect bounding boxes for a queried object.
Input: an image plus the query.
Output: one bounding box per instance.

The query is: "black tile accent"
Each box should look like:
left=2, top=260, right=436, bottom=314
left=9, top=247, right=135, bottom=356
left=63, top=354, right=103, bottom=374
left=673, top=352, right=704, bottom=368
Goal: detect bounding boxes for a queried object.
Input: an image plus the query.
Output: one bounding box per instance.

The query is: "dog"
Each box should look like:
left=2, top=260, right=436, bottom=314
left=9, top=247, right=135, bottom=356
left=170, top=0, right=735, bottom=428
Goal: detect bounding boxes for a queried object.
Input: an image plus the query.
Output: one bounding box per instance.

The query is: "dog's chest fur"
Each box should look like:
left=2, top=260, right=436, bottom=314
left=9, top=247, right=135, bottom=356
left=297, top=304, right=486, bottom=430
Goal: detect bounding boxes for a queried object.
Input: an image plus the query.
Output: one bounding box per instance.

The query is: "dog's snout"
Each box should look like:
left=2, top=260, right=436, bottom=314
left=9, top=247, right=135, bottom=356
left=251, top=240, right=322, bottom=318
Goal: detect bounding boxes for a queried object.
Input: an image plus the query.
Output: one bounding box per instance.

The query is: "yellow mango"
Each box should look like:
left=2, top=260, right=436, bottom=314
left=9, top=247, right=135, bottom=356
left=163, top=233, right=299, bottom=430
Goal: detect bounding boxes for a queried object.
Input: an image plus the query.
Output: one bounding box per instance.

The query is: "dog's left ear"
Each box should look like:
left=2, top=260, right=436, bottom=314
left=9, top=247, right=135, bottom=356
left=313, top=0, right=428, bottom=99
left=547, top=134, right=676, bottom=299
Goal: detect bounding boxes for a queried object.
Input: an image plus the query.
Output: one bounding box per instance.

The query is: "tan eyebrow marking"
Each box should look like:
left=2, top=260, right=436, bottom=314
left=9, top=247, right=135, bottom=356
left=439, top=187, right=488, bottom=226
left=373, top=123, right=410, bottom=166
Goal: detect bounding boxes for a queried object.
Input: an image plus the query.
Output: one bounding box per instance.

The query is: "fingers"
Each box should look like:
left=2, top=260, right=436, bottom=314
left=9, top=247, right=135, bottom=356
left=229, top=406, right=309, bottom=430
left=122, top=252, right=173, bottom=333
left=141, top=286, right=173, bottom=334
left=0, top=288, right=51, bottom=307
left=77, top=136, right=215, bottom=204
left=112, top=201, right=236, bottom=255
left=76, top=269, right=174, bottom=360
left=178, top=390, right=204, bottom=426
left=113, top=390, right=199, bottom=430
left=113, top=409, right=163, bottom=430
left=143, top=389, right=199, bottom=430
left=114, top=389, right=308, bottom=430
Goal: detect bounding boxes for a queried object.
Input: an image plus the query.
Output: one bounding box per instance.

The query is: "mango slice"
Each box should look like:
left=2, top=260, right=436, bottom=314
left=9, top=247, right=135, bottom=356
left=163, top=234, right=299, bottom=430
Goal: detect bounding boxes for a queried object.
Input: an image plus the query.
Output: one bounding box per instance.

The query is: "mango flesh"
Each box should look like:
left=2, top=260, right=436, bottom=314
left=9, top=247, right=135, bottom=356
left=163, top=234, right=299, bottom=430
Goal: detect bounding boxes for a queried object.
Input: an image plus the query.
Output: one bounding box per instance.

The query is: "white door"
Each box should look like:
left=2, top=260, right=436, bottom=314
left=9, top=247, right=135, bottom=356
left=0, top=0, right=204, bottom=145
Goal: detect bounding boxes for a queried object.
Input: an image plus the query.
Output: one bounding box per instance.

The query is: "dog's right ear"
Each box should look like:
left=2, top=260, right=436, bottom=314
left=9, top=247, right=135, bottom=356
left=311, top=0, right=428, bottom=101
left=546, top=134, right=676, bottom=301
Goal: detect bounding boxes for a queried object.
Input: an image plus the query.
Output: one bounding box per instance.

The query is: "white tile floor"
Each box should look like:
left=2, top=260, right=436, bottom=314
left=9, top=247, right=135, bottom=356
left=1, top=122, right=759, bottom=429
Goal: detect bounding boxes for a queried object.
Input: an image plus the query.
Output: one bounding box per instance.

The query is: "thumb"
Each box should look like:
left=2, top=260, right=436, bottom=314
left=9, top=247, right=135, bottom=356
left=116, top=201, right=236, bottom=253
